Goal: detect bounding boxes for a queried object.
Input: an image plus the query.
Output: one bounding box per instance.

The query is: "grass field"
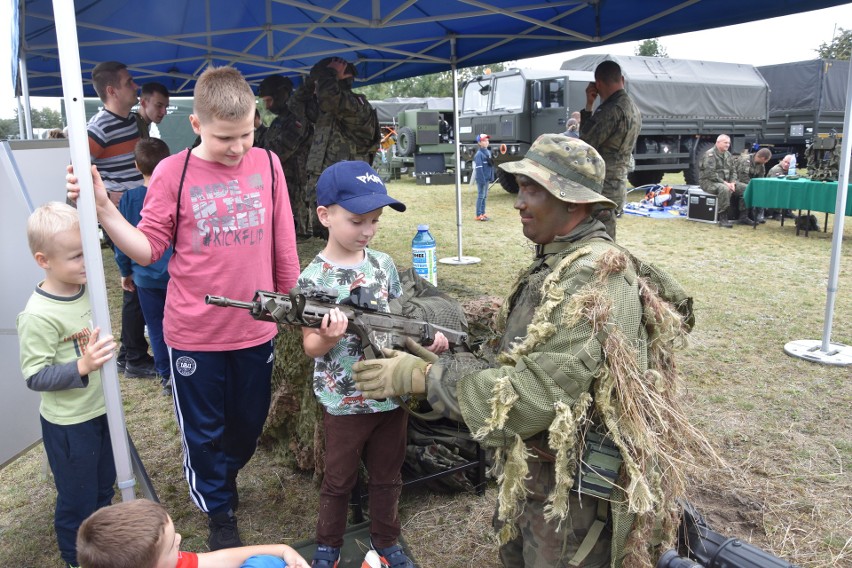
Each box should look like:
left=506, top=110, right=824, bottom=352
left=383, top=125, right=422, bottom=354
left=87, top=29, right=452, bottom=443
left=2, top=173, right=851, bottom=567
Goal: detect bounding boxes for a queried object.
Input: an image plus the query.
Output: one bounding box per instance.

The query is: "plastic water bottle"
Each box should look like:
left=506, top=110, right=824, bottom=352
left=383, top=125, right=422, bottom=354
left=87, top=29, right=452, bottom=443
left=788, top=154, right=797, bottom=176
left=412, top=224, right=437, bottom=286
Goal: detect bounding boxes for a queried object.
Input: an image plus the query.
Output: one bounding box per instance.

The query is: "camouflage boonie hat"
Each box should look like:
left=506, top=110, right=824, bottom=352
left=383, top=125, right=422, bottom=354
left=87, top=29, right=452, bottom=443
left=499, top=134, right=615, bottom=208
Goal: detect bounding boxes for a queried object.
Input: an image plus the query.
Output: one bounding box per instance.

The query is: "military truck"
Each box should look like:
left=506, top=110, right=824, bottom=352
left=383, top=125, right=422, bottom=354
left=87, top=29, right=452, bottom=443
left=757, top=59, right=848, bottom=160
left=558, top=54, right=769, bottom=187
left=457, top=68, right=594, bottom=192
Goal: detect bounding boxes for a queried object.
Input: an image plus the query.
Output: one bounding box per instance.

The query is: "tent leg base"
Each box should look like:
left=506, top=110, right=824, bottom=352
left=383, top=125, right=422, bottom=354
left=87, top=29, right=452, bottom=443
left=784, top=339, right=852, bottom=366
left=439, top=256, right=481, bottom=265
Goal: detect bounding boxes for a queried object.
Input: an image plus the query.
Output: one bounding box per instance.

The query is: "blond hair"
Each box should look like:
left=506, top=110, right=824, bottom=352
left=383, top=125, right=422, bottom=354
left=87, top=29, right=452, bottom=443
left=193, top=66, right=255, bottom=123
left=27, top=202, right=79, bottom=256
left=77, top=500, right=170, bottom=568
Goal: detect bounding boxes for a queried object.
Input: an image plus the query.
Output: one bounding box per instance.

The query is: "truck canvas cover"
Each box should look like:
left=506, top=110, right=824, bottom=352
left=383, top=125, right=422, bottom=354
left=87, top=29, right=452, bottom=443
left=758, top=59, right=849, bottom=113
left=560, top=54, right=768, bottom=122
left=371, top=97, right=454, bottom=123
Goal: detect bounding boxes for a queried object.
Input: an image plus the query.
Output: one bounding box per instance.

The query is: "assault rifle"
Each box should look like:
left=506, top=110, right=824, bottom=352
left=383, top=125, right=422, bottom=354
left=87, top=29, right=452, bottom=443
left=657, top=501, right=799, bottom=568
left=205, top=286, right=468, bottom=359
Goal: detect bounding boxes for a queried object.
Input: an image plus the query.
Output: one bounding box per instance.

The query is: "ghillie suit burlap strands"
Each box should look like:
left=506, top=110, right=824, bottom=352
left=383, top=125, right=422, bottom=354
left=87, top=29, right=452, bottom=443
left=478, top=242, right=718, bottom=568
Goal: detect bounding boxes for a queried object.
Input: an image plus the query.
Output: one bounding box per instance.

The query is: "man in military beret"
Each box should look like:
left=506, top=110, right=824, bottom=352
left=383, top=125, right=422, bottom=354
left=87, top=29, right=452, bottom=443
left=257, top=74, right=313, bottom=238
left=351, top=134, right=694, bottom=567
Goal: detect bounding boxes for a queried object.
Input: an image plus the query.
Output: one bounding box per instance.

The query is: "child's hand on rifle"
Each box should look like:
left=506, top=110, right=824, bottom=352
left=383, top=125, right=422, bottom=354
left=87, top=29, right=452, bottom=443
left=425, top=331, right=448, bottom=355
left=319, top=307, right=348, bottom=340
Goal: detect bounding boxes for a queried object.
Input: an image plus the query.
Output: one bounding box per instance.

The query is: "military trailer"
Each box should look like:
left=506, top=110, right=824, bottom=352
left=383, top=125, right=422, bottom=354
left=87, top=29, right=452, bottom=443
left=457, top=68, right=594, bottom=192
left=559, top=54, right=770, bottom=187
left=371, top=97, right=464, bottom=184
left=757, top=59, right=848, bottom=160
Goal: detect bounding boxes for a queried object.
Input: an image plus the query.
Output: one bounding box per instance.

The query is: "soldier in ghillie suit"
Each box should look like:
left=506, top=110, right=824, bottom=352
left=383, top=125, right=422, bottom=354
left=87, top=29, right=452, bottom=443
left=352, top=134, right=715, bottom=568
left=304, top=57, right=381, bottom=239
left=258, top=74, right=314, bottom=239
left=580, top=60, right=641, bottom=241
left=699, top=134, right=750, bottom=228
left=735, top=147, right=771, bottom=224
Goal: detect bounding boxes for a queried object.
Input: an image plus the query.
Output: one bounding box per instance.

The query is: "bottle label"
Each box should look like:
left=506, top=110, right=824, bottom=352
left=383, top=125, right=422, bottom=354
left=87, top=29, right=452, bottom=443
left=412, top=245, right=437, bottom=286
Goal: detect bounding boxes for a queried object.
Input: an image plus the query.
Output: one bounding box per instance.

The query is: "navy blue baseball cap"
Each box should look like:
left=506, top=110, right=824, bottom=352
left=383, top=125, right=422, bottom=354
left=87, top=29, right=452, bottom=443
left=316, top=161, right=406, bottom=214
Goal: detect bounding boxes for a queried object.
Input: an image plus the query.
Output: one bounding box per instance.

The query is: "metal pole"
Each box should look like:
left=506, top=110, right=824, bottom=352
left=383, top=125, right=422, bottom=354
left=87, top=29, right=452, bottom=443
left=783, top=57, right=851, bottom=367
left=52, top=0, right=137, bottom=499
left=440, top=35, right=480, bottom=267
left=19, top=56, right=33, bottom=140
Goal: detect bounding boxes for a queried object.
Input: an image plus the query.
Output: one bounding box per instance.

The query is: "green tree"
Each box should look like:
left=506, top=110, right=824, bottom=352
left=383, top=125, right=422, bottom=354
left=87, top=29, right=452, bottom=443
left=817, top=27, right=851, bottom=60
left=635, top=38, right=668, bottom=58
left=13, top=106, right=65, bottom=130
left=357, top=63, right=506, bottom=100
left=0, top=117, right=19, bottom=139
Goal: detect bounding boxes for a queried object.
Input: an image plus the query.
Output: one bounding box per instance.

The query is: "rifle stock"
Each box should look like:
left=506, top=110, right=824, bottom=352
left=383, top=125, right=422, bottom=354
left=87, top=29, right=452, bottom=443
left=205, top=288, right=468, bottom=358
left=657, top=500, right=799, bottom=568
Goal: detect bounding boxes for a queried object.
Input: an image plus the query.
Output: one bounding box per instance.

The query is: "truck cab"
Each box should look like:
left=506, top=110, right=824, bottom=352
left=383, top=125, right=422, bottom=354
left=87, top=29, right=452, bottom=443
left=458, top=68, right=594, bottom=192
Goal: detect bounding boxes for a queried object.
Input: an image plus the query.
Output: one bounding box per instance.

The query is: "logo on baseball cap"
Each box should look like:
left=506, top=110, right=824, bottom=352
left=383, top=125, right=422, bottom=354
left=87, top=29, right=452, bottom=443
left=476, top=133, right=490, bottom=142
left=316, top=161, right=406, bottom=214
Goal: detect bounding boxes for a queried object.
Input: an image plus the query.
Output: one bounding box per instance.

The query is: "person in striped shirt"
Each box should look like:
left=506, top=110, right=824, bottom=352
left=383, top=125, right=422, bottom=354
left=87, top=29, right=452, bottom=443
left=87, top=61, right=144, bottom=207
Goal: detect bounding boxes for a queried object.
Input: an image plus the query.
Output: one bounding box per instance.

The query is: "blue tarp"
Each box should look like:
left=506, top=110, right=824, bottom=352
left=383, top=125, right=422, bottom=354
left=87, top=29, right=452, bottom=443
left=13, top=0, right=849, bottom=96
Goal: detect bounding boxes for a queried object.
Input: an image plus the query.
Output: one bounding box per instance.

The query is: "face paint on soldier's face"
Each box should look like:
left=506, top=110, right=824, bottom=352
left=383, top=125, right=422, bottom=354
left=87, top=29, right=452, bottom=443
left=514, top=175, right=584, bottom=244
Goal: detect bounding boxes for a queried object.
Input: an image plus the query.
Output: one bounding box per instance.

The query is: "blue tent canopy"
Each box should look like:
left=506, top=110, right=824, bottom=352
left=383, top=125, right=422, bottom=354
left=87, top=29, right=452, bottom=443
left=14, top=0, right=849, bottom=97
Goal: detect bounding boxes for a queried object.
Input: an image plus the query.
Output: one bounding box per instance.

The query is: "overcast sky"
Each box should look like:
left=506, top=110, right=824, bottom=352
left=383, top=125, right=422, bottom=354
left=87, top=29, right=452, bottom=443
left=2, top=4, right=851, bottom=120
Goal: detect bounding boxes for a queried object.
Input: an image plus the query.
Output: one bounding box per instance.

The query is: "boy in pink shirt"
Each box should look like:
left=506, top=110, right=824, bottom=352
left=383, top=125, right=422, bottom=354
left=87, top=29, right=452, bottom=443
left=67, top=66, right=300, bottom=551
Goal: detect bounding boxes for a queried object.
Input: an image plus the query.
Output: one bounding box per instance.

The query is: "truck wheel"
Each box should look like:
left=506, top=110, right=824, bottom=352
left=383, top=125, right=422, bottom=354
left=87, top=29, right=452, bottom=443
left=396, top=126, right=415, bottom=157
left=685, top=141, right=714, bottom=185
left=498, top=169, right=519, bottom=194
left=627, top=170, right=664, bottom=188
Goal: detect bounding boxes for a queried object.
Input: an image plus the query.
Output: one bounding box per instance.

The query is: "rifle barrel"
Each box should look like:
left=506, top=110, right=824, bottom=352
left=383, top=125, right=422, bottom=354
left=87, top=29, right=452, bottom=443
left=204, top=295, right=255, bottom=310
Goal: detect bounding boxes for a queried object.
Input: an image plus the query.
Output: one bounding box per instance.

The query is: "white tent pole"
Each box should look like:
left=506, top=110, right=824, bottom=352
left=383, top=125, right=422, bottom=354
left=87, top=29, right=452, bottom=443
left=52, top=0, right=137, bottom=500
left=16, top=99, right=25, bottom=139
left=819, top=58, right=851, bottom=351
left=783, top=57, right=851, bottom=367
left=440, top=35, right=480, bottom=267
left=19, top=56, right=33, bottom=140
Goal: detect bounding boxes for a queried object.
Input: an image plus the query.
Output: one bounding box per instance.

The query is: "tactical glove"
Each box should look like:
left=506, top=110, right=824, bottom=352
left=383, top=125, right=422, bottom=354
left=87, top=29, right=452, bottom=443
left=353, top=337, right=437, bottom=399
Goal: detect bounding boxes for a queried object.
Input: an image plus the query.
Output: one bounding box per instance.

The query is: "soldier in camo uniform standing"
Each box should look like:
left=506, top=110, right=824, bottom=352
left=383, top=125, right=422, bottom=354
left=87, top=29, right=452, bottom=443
left=258, top=74, right=314, bottom=239
left=699, top=134, right=750, bottom=228
left=579, top=60, right=641, bottom=241
left=304, top=57, right=380, bottom=239
left=352, top=135, right=699, bottom=568
left=735, top=147, right=771, bottom=224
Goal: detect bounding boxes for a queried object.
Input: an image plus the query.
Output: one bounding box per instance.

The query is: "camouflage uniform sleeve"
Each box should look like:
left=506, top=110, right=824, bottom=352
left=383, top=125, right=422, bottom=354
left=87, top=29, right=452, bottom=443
left=428, top=252, right=642, bottom=448
left=699, top=150, right=724, bottom=187
left=312, top=67, right=345, bottom=115
left=578, top=102, right=620, bottom=153
left=735, top=156, right=751, bottom=184
left=290, top=81, right=319, bottom=124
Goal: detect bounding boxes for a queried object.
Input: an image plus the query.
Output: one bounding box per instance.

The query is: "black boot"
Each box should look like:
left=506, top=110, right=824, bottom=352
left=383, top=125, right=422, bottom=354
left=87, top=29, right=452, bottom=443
left=717, top=211, right=733, bottom=228
left=737, top=209, right=752, bottom=225
left=755, top=208, right=766, bottom=224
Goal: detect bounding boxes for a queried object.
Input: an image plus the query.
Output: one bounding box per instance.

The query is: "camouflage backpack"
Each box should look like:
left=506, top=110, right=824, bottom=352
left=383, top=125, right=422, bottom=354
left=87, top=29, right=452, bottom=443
left=805, top=134, right=843, bottom=182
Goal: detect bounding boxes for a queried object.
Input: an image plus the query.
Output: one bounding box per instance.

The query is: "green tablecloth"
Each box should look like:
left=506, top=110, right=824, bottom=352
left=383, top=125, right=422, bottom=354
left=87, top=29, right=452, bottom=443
left=744, top=177, right=852, bottom=216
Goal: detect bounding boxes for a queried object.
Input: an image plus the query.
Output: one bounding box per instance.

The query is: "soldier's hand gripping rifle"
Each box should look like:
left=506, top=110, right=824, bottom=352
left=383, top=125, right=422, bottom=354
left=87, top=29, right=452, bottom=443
left=205, top=286, right=468, bottom=360
left=657, top=500, right=799, bottom=568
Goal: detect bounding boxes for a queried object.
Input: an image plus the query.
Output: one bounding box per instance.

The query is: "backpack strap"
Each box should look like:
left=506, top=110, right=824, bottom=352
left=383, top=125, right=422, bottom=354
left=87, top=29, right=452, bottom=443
left=265, top=148, right=278, bottom=291
left=172, top=148, right=193, bottom=249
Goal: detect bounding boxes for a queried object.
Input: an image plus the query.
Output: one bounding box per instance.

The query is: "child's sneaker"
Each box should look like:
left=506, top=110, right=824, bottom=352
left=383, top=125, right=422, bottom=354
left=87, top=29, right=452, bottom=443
left=371, top=544, right=414, bottom=568
left=311, top=544, right=340, bottom=568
